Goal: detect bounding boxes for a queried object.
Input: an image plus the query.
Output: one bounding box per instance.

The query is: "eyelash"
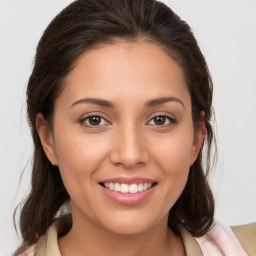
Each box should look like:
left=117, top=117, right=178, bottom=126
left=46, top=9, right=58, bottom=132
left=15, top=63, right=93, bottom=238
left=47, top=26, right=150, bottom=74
left=147, top=115, right=177, bottom=127
left=79, top=115, right=110, bottom=127
left=79, top=114, right=177, bottom=129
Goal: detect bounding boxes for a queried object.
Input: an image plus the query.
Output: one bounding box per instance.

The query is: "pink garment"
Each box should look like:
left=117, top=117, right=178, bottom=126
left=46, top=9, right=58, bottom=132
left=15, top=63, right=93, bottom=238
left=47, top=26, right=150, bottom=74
left=195, top=222, right=247, bottom=256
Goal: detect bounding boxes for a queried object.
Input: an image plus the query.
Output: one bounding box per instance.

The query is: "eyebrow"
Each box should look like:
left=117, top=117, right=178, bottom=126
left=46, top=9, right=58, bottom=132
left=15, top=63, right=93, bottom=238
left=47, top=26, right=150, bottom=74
left=146, top=97, right=185, bottom=108
left=70, top=96, right=185, bottom=109
left=71, top=98, right=115, bottom=108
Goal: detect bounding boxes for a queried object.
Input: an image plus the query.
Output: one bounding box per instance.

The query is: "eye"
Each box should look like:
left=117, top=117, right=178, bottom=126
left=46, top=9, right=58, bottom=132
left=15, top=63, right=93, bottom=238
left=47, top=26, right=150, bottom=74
left=80, top=115, right=110, bottom=127
left=147, top=115, right=176, bottom=126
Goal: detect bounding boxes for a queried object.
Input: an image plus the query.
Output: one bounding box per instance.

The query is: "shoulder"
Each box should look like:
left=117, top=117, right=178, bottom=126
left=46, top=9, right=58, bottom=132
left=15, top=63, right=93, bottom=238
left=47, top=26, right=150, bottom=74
left=33, top=215, right=71, bottom=256
left=195, top=221, right=255, bottom=256
left=34, top=225, right=60, bottom=256
left=231, top=222, right=256, bottom=255
left=26, top=250, right=35, bottom=256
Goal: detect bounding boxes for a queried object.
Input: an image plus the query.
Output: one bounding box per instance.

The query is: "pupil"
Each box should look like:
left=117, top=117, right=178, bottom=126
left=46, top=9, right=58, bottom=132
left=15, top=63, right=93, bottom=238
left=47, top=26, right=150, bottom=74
left=89, top=116, right=101, bottom=125
left=154, top=116, right=165, bottom=125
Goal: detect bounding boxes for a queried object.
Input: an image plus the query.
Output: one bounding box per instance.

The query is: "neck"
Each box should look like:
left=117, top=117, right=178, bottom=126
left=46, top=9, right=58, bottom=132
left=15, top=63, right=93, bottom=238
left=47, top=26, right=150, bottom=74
left=58, top=212, right=185, bottom=256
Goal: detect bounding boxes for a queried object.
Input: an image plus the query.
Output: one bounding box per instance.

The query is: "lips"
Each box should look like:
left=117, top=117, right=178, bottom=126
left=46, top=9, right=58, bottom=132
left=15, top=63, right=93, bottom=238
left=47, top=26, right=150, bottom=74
left=99, top=177, right=157, bottom=205
left=102, top=182, right=153, bottom=193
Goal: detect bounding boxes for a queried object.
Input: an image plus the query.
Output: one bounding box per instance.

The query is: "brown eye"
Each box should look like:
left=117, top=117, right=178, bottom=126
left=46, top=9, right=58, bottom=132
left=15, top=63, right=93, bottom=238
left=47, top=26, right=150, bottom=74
left=80, top=115, right=109, bottom=127
left=148, top=115, right=176, bottom=126
left=88, top=116, right=102, bottom=125
left=154, top=116, right=167, bottom=125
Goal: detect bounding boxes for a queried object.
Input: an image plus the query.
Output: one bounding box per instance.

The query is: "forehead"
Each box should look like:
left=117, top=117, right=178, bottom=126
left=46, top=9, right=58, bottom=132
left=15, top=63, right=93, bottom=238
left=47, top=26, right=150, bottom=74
left=58, top=41, right=191, bottom=110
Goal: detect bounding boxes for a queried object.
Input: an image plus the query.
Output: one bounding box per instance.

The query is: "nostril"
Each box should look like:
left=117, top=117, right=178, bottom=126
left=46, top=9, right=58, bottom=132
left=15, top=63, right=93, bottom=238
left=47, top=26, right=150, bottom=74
left=109, top=136, right=149, bottom=168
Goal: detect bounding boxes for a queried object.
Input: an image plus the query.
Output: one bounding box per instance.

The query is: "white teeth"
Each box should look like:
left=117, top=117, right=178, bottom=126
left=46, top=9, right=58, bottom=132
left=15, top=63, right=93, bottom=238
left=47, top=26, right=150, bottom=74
left=129, top=184, right=138, bottom=194
left=114, top=183, right=120, bottom=192
left=109, top=183, right=114, bottom=190
left=120, top=184, right=129, bottom=193
left=103, top=182, right=154, bottom=193
left=137, top=183, right=144, bottom=192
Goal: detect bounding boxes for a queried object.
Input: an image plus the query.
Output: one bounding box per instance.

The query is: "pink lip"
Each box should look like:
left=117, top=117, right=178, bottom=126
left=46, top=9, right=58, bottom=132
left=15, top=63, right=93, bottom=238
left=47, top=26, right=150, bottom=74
left=99, top=176, right=157, bottom=206
left=101, top=186, right=156, bottom=205
left=99, top=176, right=156, bottom=185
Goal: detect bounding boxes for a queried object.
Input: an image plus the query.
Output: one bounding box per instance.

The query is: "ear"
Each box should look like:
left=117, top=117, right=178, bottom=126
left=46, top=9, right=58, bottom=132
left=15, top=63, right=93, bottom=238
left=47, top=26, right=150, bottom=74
left=36, top=113, right=58, bottom=166
left=190, top=111, right=207, bottom=165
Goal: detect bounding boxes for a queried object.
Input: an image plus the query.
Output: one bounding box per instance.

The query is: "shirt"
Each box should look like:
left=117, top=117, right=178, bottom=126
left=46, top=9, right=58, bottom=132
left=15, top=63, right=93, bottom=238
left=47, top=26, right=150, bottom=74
left=30, top=217, right=256, bottom=256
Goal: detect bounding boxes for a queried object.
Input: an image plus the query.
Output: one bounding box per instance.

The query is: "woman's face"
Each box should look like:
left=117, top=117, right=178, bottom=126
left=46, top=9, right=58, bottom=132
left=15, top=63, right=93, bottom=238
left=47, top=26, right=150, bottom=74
left=38, top=41, right=204, bottom=235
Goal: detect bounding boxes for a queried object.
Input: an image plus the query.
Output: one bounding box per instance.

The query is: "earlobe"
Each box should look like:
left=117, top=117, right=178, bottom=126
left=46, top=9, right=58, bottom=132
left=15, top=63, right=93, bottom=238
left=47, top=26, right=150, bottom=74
left=36, top=113, right=58, bottom=166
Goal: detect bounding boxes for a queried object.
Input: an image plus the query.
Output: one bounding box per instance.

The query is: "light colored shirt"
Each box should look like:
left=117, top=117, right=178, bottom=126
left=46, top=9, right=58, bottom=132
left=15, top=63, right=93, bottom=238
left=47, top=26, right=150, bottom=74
left=29, top=218, right=256, bottom=256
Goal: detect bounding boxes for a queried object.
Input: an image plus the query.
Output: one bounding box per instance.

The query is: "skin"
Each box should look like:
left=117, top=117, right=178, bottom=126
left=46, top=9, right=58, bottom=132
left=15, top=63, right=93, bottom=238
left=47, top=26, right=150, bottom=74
left=37, top=40, right=205, bottom=256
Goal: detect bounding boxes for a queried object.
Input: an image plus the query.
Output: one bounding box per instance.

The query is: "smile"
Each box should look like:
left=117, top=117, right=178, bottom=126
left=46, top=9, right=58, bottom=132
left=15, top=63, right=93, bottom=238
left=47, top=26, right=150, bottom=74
left=99, top=177, right=157, bottom=205
left=102, top=182, right=154, bottom=194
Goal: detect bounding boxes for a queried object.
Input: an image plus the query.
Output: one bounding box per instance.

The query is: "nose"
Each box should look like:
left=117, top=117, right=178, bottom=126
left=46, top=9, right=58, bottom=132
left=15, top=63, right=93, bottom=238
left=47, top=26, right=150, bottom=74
left=110, top=124, right=149, bottom=169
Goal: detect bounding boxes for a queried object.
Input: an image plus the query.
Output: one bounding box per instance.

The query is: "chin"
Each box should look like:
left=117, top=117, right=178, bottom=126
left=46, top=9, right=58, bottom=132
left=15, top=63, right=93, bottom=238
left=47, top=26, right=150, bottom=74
left=104, top=221, right=151, bottom=235
left=98, top=211, right=162, bottom=235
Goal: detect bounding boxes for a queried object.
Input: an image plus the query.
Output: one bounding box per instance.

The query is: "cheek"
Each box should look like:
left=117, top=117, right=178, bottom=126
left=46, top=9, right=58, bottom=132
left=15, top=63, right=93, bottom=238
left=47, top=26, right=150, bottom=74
left=52, top=124, right=110, bottom=192
left=152, top=130, right=194, bottom=173
left=54, top=119, right=107, bottom=166
left=53, top=132, right=112, bottom=219
left=150, top=129, right=194, bottom=199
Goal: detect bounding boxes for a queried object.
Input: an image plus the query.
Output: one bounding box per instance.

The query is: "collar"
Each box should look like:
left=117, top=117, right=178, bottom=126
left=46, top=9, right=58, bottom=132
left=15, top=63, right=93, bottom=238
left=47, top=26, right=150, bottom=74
left=34, top=218, right=203, bottom=256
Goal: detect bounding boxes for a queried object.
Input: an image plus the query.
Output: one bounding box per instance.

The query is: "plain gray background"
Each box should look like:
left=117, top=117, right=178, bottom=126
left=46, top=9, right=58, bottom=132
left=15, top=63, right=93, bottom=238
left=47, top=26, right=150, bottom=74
left=0, top=0, right=255, bottom=255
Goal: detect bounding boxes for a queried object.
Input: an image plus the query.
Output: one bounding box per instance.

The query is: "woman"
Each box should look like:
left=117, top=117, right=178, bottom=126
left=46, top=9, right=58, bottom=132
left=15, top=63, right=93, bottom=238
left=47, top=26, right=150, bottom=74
left=14, top=0, right=255, bottom=255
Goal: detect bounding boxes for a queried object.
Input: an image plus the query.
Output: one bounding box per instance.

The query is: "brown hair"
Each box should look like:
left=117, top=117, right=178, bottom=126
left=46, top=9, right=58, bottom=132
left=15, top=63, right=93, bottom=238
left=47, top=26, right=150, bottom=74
left=15, top=0, right=215, bottom=254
